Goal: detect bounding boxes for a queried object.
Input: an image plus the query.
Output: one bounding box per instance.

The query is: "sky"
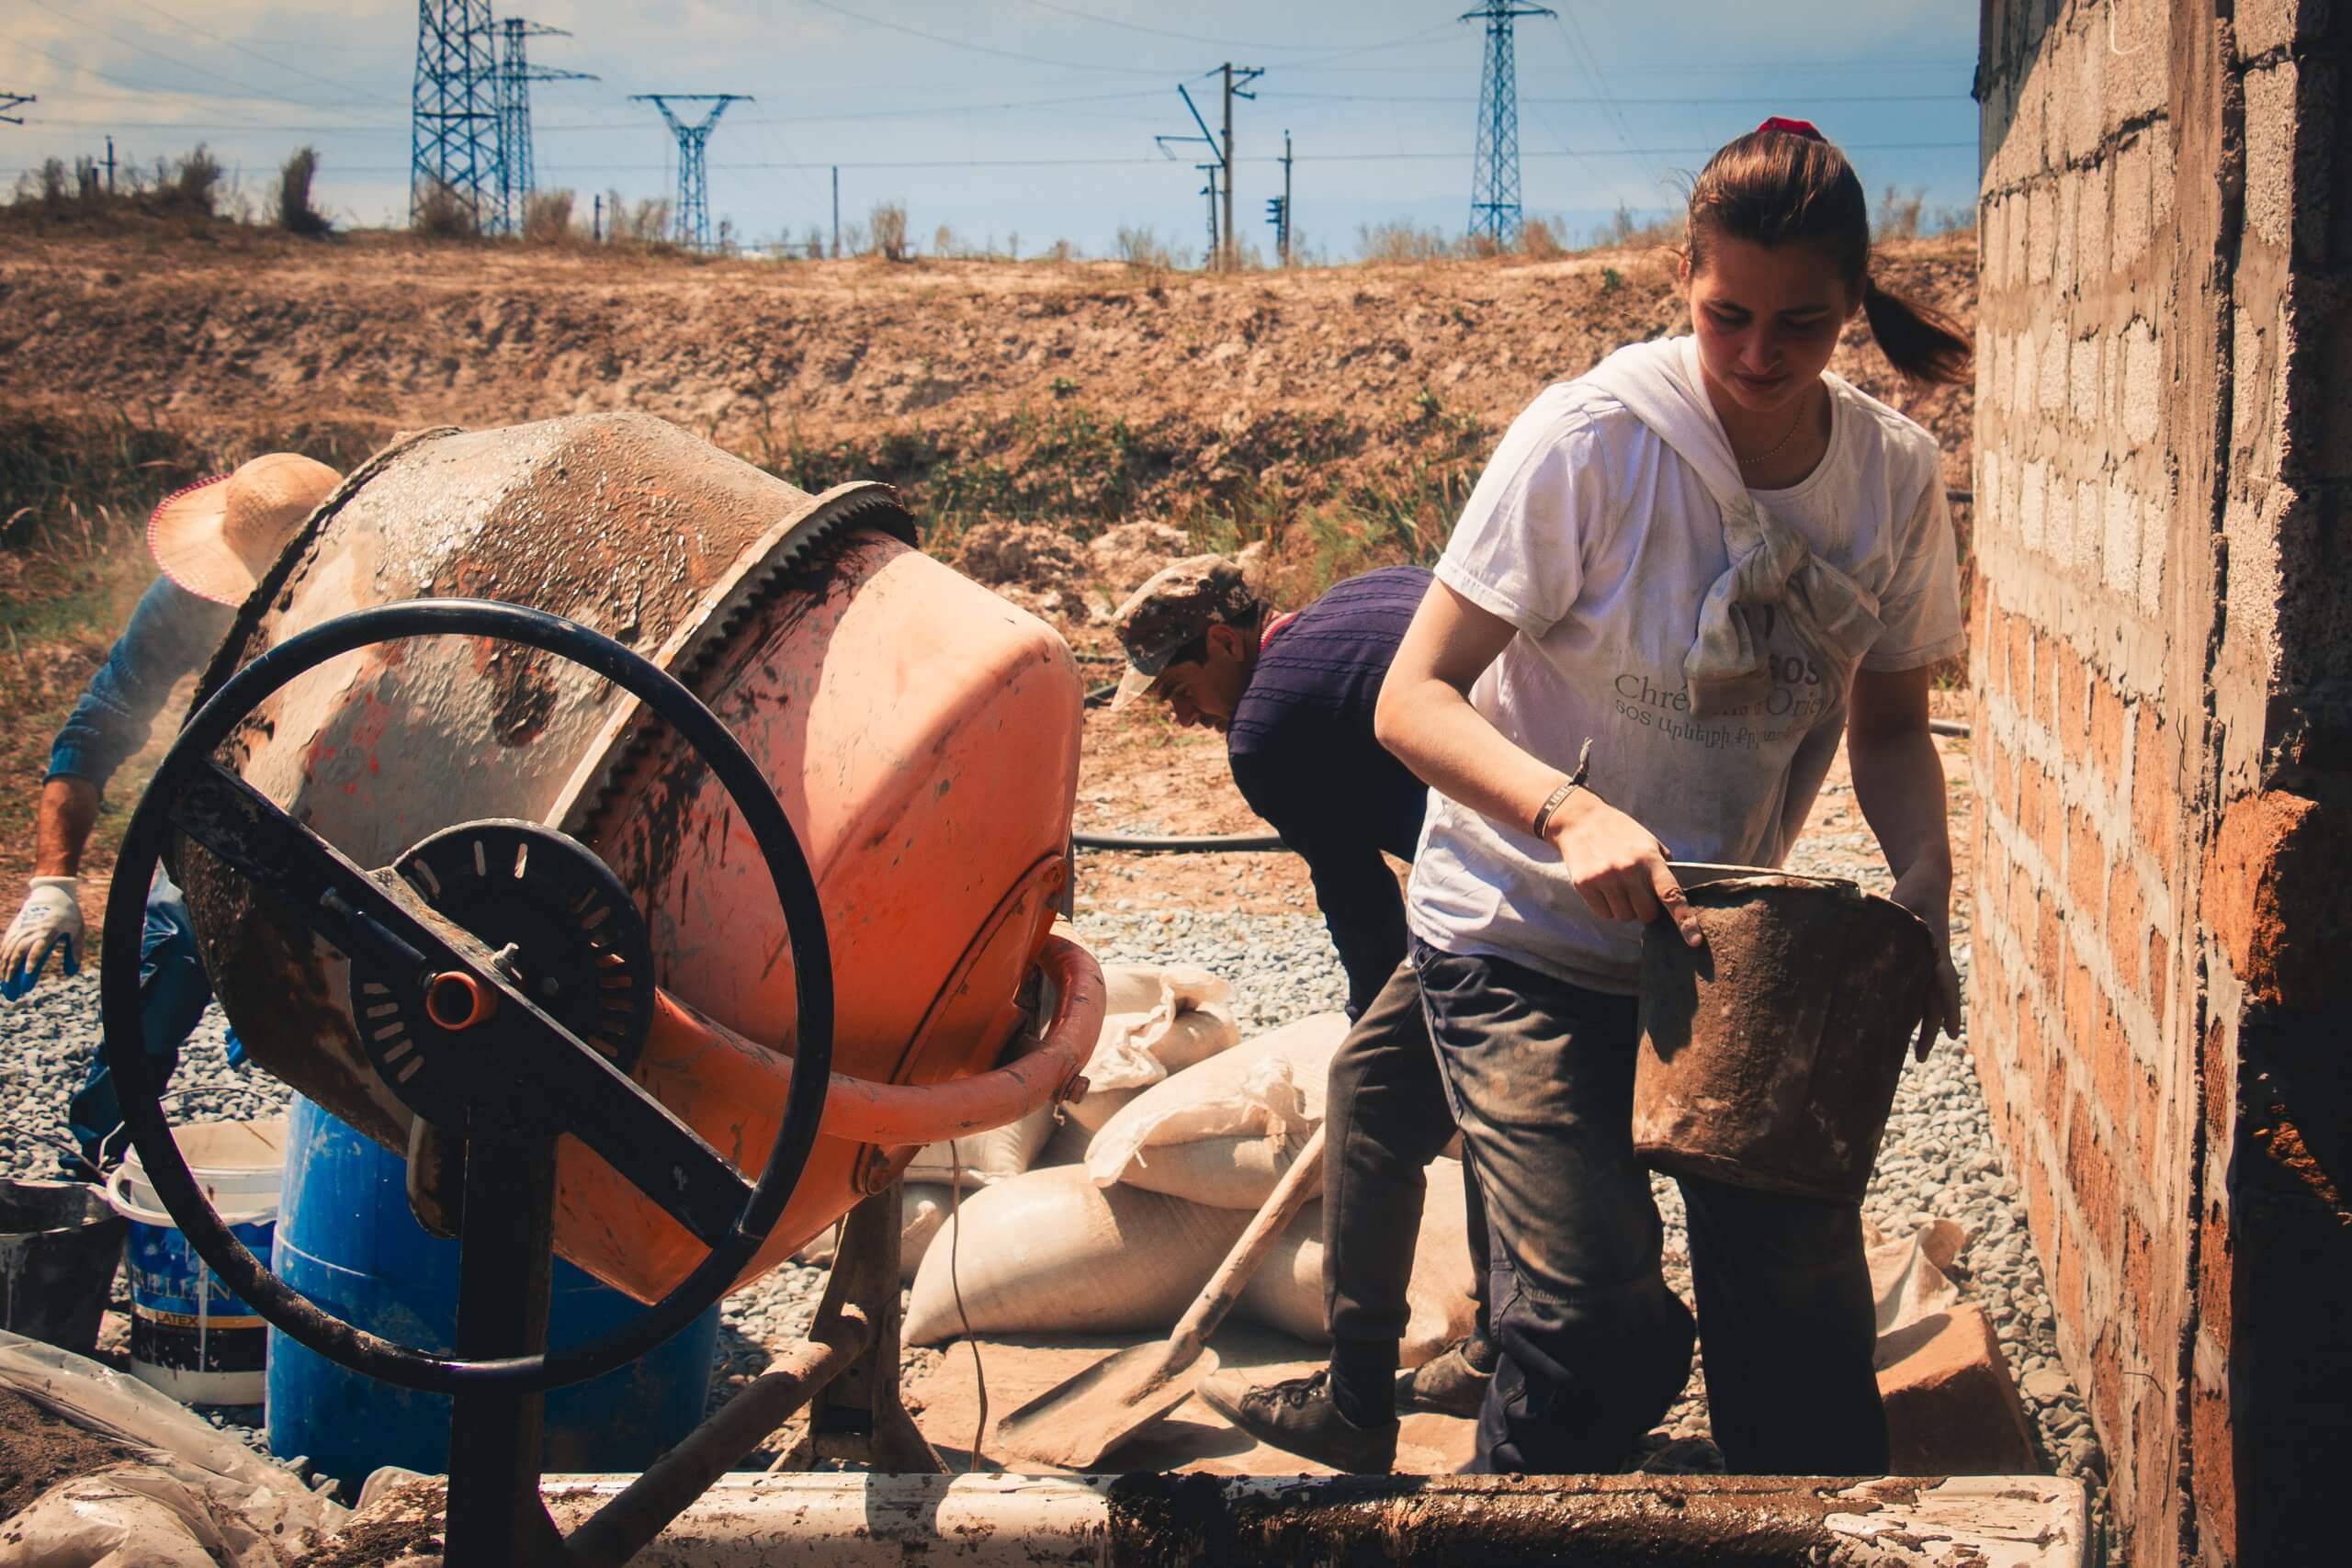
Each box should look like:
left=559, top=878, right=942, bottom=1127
left=1, top=2, right=1981, bottom=259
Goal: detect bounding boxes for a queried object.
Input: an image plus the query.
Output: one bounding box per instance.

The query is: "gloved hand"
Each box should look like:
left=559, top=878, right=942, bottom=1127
left=2, top=877, right=83, bottom=999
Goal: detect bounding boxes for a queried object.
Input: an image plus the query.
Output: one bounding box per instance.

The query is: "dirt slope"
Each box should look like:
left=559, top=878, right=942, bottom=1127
left=0, top=231, right=1974, bottom=502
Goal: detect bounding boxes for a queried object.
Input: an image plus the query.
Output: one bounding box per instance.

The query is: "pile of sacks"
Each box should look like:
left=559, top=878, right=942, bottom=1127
left=849, top=960, right=1476, bottom=1367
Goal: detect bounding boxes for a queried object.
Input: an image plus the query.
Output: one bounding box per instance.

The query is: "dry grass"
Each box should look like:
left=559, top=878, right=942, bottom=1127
left=523, top=189, right=576, bottom=245
left=869, top=201, right=910, bottom=263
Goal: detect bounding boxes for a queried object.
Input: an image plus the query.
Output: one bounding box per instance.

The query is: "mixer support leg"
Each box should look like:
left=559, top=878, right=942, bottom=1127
left=444, top=1134, right=563, bottom=1567
left=797, top=1182, right=947, bottom=1472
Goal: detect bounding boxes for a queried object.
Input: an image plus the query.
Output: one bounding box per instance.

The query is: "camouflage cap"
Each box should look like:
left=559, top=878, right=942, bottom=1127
left=1108, top=554, right=1260, bottom=709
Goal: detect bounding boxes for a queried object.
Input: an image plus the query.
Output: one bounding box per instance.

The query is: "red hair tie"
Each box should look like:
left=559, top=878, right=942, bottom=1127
left=1756, top=116, right=1825, bottom=141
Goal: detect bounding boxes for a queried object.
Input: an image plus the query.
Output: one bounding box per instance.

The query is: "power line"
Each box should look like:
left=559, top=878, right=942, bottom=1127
left=18, top=0, right=380, bottom=123
left=0, top=139, right=1974, bottom=180
left=23, top=85, right=1185, bottom=136
left=1261, top=90, right=1973, bottom=104
left=1018, top=2, right=1325, bottom=50
left=114, top=0, right=403, bottom=108
left=1546, top=8, right=1665, bottom=197
left=0, top=31, right=367, bottom=130
left=794, top=0, right=1171, bottom=76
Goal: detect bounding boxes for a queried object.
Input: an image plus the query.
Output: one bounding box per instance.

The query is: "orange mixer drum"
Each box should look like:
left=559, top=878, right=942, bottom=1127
left=176, top=413, right=1087, bottom=1301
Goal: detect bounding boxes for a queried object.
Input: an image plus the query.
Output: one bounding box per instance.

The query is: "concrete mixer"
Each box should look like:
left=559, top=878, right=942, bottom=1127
left=95, top=413, right=1108, bottom=1562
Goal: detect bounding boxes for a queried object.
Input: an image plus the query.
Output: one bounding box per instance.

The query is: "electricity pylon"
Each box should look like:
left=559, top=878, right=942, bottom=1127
left=631, top=94, right=750, bottom=251
left=411, top=1, right=501, bottom=229
left=1461, top=2, right=1554, bottom=246
left=494, top=18, right=596, bottom=236
left=0, top=92, right=34, bottom=127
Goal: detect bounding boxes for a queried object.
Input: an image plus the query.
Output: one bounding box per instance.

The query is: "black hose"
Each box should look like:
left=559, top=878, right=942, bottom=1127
left=1074, top=829, right=1287, bottom=852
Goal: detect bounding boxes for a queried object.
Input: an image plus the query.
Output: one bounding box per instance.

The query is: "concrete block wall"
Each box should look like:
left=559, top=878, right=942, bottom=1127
left=1972, top=3, right=2349, bottom=1562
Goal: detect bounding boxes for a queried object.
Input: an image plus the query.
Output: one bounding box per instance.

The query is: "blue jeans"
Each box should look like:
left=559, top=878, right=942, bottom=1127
left=67, top=870, right=218, bottom=1168
left=1410, top=938, right=1887, bottom=1475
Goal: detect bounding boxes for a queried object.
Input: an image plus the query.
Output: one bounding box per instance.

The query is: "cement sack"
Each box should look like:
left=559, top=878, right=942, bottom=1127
left=903, top=1165, right=1248, bottom=1346
left=1233, top=1157, right=1480, bottom=1368
left=1063, top=967, right=1243, bottom=1134
left=1102, top=961, right=1231, bottom=1020
left=1085, top=1012, right=1350, bottom=1209
left=790, top=1183, right=956, bottom=1282
left=904, top=1025, right=1065, bottom=1188
left=1864, top=1217, right=1968, bottom=1340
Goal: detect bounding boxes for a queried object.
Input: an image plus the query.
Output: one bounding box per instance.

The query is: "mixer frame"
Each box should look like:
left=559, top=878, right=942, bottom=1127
left=96, top=599, right=913, bottom=1565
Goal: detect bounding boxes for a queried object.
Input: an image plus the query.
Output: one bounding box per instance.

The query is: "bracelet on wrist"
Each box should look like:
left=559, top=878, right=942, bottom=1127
left=1530, top=739, right=1595, bottom=839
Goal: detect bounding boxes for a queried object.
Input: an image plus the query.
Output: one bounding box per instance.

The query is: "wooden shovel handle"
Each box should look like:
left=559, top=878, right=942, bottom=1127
left=1167, top=1122, right=1328, bottom=1358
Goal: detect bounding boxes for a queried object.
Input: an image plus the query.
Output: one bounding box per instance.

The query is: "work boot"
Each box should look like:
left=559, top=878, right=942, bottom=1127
left=1395, top=1335, right=1498, bottom=1417
left=1197, top=1368, right=1398, bottom=1472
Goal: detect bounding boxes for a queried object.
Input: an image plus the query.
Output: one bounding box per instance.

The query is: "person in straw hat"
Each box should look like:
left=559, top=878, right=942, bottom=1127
left=1, top=452, right=341, bottom=1173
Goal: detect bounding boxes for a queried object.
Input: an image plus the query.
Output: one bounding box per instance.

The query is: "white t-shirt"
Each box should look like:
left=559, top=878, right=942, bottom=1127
left=1406, top=338, right=1963, bottom=993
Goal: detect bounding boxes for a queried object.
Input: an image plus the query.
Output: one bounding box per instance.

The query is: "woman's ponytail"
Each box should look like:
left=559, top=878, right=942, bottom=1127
left=1861, top=277, right=1973, bottom=386
left=1689, top=123, right=1975, bottom=387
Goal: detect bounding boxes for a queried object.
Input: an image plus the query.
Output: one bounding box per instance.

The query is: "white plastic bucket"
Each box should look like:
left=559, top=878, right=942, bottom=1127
left=104, top=1116, right=286, bottom=1405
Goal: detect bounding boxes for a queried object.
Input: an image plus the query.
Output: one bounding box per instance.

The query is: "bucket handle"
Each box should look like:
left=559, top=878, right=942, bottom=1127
left=104, top=1165, right=278, bottom=1232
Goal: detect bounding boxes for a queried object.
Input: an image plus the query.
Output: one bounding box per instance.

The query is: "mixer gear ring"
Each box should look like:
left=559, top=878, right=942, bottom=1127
left=97, top=598, right=836, bottom=1393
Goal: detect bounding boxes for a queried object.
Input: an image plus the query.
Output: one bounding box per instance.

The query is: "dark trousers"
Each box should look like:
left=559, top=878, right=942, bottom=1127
left=67, top=871, right=216, bottom=1168
left=1323, top=961, right=1492, bottom=1360
left=1410, top=939, right=1887, bottom=1475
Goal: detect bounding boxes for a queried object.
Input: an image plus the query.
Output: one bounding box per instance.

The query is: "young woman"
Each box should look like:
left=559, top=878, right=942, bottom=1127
left=1374, top=119, right=1972, bottom=1474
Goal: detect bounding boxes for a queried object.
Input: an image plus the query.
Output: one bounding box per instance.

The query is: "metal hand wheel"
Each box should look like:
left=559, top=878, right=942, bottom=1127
left=99, top=598, right=833, bottom=1394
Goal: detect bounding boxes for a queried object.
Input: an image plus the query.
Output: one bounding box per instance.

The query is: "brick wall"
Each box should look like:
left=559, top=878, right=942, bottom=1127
left=1970, top=4, right=2349, bottom=1563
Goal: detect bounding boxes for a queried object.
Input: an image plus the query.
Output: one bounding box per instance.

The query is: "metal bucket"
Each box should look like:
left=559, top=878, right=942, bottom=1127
left=0, top=1179, right=126, bottom=1356
left=1634, top=875, right=1934, bottom=1203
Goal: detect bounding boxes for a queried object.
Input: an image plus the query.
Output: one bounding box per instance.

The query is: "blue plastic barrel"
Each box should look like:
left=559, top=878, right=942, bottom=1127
left=267, top=1096, right=721, bottom=1489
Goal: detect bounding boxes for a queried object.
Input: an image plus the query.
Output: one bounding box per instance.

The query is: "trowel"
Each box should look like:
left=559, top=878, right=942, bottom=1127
left=995, top=1122, right=1327, bottom=1471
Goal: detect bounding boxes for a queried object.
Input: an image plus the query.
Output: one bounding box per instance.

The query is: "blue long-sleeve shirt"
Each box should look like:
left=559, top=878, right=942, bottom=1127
left=1226, top=566, right=1434, bottom=1018
left=48, top=577, right=232, bottom=794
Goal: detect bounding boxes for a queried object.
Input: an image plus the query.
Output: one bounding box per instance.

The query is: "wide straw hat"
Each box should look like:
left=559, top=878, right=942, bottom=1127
left=148, top=452, right=342, bottom=605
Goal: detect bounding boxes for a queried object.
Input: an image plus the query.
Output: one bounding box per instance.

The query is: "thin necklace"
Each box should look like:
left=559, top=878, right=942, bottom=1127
left=1736, top=395, right=1811, bottom=469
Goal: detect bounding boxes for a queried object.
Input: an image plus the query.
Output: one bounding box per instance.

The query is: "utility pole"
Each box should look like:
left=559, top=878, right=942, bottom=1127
left=1218, top=63, right=1262, bottom=270
left=0, top=92, right=33, bottom=127
left=592, top=190, right=602, bottom=243
left=1201, top=164, right=1221, bottom=263
left=1157, top=83, right=1228, bottom=272
left=1461, top=3, right=1553, bottom=247
left=493, top=17, right=595, bottom=236
left=831, top=165, right=839, bottom=258
left=410, top=2, right=500, bottom=230
left=632, top=94, right=750, bottom=251
left=1279, top=128, right=1292, bottom=265
left=104, top=134, right=116, bottom=194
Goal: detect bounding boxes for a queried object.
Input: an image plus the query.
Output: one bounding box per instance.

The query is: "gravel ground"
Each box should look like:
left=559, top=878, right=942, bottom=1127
left=0, top=784, right=2107, bottom=1537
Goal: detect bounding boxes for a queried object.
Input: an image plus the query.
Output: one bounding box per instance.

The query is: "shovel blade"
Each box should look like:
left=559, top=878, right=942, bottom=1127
left=994, top=1344, right=1221, bottom=1471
